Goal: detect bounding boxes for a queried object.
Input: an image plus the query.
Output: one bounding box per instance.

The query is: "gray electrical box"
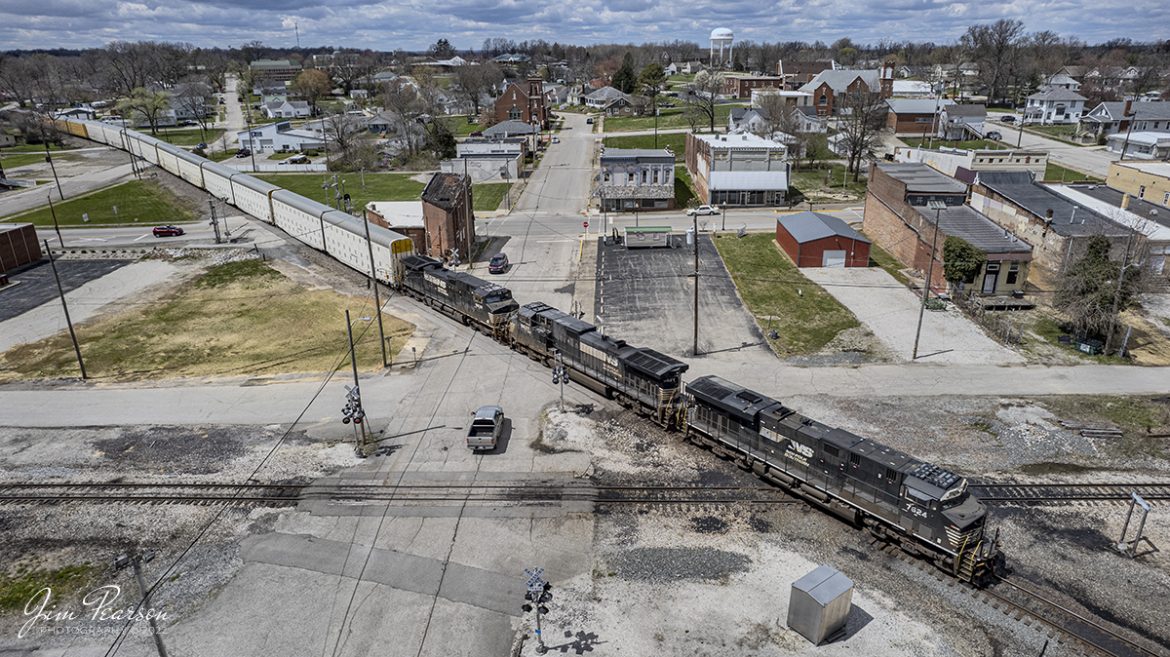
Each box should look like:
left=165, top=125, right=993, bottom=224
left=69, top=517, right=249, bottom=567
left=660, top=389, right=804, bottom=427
left=787, top=565, right=854, bottom=645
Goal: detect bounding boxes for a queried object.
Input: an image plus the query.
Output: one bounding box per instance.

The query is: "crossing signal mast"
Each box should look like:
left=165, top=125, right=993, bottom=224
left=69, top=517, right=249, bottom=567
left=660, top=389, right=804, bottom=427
left=522, top=568, right=552, bottom=654
left=552, top=349, right=568, bottom=411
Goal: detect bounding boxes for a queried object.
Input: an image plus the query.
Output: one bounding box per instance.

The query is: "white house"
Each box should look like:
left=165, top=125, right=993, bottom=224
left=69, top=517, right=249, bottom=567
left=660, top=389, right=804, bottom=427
left=262, top=99, right=312, bottom=119
left=1105, top=132, right=1170, bottom=159
left=938, top=104, right=987, bottom=140
left=237, top=121, right=325, bottom=153
left=583, top=86, right=631, bottom=112
left=1024, top=88, right=1086, bottom=125
left=1042, top=73, right=1081, bottom=92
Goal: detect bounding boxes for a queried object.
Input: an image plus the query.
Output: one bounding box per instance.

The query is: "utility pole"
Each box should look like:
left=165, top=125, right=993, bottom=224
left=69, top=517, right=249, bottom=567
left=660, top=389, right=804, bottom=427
left=341, top=310, right=369, bottom=456
left=912, top=201, right=946, bottom=360
left=361, top=210, right=389, bottom=368
left=245, top=111, right=258, bottom=172
left=208, top=200, right=222, bottom=244
left=692, top=213, right=700, bottom=356
left=522, top=568, right=552, bottom=655
left=46, top=194, right=64, bottom=247
left=218, top=197, right=231, bottom=239
left=45, top=140, right=65, bottom=201
left=114, top=551, right=168, bottom=657
left=45, top=240, right=86, bottom=380
left=1119, top=107, right=1138, bottom=162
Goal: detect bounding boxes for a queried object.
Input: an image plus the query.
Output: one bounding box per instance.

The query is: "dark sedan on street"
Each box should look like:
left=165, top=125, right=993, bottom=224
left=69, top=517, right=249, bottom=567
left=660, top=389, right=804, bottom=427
left=152, top=225, right=185, bottom=237
left=488, top=252, right=510, bottom=274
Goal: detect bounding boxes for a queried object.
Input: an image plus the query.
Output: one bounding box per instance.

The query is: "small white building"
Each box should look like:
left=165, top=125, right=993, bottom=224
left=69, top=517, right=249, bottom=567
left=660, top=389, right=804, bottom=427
left=686, top=132, right=789, bottom=207
left=1105, top=132, right=1170, bottom=159
left=237, top=121, right=325, bottom=153
left=1024, top=88, right=1086, bottom=125
left=891, top=80, right=934, bottom=98
left=938, top=104, right=987, bottom=140
left=262, top=99, right=311, bottom=119
left=583, top=86, right=631, bottom=112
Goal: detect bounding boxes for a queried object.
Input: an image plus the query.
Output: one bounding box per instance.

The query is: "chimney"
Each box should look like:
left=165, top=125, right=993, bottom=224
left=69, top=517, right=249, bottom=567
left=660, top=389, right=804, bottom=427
left=1121, top=193, right=1131, bottom=210
left=1045, top=208, right=1054, bottom=223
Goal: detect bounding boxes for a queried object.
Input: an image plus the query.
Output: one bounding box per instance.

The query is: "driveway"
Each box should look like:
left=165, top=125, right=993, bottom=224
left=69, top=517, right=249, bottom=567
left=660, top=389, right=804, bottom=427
left=800, top=267, right=1024, bottom=365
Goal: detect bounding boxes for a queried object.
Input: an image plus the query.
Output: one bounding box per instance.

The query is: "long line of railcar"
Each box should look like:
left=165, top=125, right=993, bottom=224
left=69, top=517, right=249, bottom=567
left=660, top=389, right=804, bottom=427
left=52, top=118, right=1005, bottom=584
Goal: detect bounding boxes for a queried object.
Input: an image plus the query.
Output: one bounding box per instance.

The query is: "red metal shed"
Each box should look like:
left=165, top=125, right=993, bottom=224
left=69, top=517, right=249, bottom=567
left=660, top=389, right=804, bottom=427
left=775, top=211, right=871, bottom=267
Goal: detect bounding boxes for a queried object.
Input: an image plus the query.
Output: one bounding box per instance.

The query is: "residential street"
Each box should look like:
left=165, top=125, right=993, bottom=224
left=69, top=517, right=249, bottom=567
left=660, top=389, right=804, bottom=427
left=992, top=122, right=1118, bottom=177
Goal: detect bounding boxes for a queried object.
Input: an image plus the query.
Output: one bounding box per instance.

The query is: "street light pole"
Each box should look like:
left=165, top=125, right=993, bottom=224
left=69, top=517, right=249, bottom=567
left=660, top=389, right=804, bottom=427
left=47, top=194, right=64, bottom=247
left=912, top=201, right=946, bottom=360
left=44, top=240, right=86, bottom=380
left=44, top=140, right=65, bottom=201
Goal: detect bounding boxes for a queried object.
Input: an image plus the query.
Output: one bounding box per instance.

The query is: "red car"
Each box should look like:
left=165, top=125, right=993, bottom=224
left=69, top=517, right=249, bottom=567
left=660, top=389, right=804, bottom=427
left=152, top=225, right=185, bottom=237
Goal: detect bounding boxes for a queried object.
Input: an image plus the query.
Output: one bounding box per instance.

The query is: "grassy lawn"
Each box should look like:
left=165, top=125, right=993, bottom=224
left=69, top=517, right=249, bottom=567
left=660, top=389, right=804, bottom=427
left=440, top=115, right=483, bottom=137
left=0, top=259, right=415, bottom=381
left=712, top=233, right=860, bottom=355
left=1023, top=123, right=1083, bottom=144
left=472, top=183, right=511, bottom=211
left=0, top=180, right=195, bottom=226
left=789, top=164, right=867, bottom=202
left=207, top=150, right=238, bottom=162
left=866, top=242, right=910, bottom=286
left=603, top=132, right=688, bottom=159
left=901, top=137, right=1006, bottom=150
left=256, top=172, right=425, bottom=209
left=155, top=128, right=225, bottom=146
left=674, top=164, right=697, bottom=207
left=986, top=107, right=1017, bottom=114
left=603, top=104, right=744, bottom=132
left=2, top=143, right=72, bottom=153
left=0, top=152, right=50, bottom=169
left=267, top=150, right=300, bottom=160
left=1042, top=162, right=1103, bottom=183
left=1, top=565, right=96, bottom=613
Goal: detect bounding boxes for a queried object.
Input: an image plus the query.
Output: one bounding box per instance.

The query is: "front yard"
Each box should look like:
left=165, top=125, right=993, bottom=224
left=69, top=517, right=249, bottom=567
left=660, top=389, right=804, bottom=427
left=603, top=133, right=687, bottom=159
left=0, top=180, right=195, bottom=226
left=788, top=165, right=868, bottom=203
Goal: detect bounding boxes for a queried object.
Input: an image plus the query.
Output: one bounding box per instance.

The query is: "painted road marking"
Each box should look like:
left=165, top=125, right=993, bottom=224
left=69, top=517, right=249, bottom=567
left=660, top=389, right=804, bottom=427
left=133, top=233, right=151, bottom=242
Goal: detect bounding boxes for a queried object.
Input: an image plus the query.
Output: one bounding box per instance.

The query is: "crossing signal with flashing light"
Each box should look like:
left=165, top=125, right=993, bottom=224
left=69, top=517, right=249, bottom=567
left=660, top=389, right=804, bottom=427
left=522, top=603, right=532, bottom=612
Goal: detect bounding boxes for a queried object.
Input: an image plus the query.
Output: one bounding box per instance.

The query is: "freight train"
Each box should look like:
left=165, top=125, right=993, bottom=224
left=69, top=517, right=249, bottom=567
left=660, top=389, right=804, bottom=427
left=53, top=118, right=1006, bottom=584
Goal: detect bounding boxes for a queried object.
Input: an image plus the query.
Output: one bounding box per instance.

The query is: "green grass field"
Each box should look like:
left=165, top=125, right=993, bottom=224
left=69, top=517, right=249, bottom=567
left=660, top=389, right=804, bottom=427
left=0, top=180, right=195, bottom=226
left=713, top=233, right=860, bottom=355
left=156, top=128, right=225, bottom=146
left=1, top=143, right=72, bottom=153
left=1023, top=123, right=1083, bottom=144
left=0, top=152, right=50, bottom=169
left=674, top=165, right=696, bottom=207
left=1042, top=162, right=1102, bottom=183
left=256, top=172, right=425, bottom=210
left=472, top=183, right=511, bottom=212
left=901, top=137, right=1006, bottom=150
left=789, top=165, right=867, bottom=202
left=440, top=115, right=484, bottom=137
left=603, top=132, right=687, bottom=159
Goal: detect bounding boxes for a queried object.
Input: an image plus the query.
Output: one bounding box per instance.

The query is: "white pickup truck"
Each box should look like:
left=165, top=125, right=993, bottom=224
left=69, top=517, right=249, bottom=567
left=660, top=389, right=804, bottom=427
left=467, top=405, right=504, bottom=452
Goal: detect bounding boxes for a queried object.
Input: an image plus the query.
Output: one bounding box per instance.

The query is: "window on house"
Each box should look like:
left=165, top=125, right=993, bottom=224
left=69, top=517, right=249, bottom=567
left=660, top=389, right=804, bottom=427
left=1006, top=261, right=1019, bottom=285
left=1139, top=185, right=1146, bottom=199
left=819, top=94, right=827, bottom=105
left=642, top=169, right=648, bottom=184
left=1163, top=192, right=1169, bottom=207
left=508, top=107, right=521, bottom=120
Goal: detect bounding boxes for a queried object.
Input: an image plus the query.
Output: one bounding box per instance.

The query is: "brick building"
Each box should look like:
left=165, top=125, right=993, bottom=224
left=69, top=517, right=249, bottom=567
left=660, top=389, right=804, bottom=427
left=249, top=59, right=302, bottom=83
left=0, top=223, right=41, bottom=274
left=685, top=133, right=789, bottom=207
left=723, top=75, right=786, bottom=99
left=775, top=60, right=837, bottom=90
left=1107, top=161, right=1170, bottom=207
left=775, top=211, right=870, bottom=267
left=863, top=163, right=1033, bottom=295
left=885, top=99, right=953, bottom=137
left=970, top=171, right=1131, bottom=291
left=599, top=148, right=676, bottom=211
left=365, top=201, right=426, bottom=254
left=492, top=77, right=548, bottom=129
left=798, top=62, right=894, bottom=117
left=421, top=173, right=476, bottom=263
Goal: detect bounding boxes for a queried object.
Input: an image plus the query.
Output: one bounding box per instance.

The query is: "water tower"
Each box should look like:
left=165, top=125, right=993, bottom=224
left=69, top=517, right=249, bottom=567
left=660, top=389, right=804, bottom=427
left=710, top=28, right=734, bottom=67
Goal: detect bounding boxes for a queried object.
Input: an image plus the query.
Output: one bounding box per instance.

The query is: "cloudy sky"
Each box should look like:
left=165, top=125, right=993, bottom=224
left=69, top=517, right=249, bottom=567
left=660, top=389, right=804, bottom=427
left=1, top=0, right=1167, bottom=51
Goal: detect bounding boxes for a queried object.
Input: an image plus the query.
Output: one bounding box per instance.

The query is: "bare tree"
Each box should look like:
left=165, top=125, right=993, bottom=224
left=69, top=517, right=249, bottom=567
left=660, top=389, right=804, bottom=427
left=117, top=87, right=172, bottom=135
left=961, top=19, right=1025, bottom=104
left=836, top=88, right=887, bottom=181
left=382, top=79, right=424, bottom=156
left=101, top=42, right=160, bottom=96
left=454, top=61, right=503, bottom=117
left=172, top=79, right=213, bottom=141
left=319, top=112, right=364, bottom=169
left=687, top=70, right=724, bottom=133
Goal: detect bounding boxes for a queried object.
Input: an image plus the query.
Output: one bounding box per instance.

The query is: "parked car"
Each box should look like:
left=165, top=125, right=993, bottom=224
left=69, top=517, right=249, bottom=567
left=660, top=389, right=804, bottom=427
left=999, top=115, right=1016, bottom=123
left=552, top=136, right=560, bottom=143
left=152, top=225, right=185, bottom=237
left=235, top=149, right=251, bottom=158
left=469, top=131, right=483, bottom=137
left=687, top=204, right=720, bottom=216
left=488, top=252, right=510, bottom=274
left=986, top=131, right=1003, bottom=141
left=285, top=154, right=310, bottom=164
left=467, top=405, right=504, bottom=452
left=585, top=117, right=594, bottom=124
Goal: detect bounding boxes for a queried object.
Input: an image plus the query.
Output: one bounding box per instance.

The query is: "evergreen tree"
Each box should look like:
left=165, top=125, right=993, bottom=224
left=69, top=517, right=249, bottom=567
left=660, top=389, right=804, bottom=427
left=611, top=52, right=637, bottom=93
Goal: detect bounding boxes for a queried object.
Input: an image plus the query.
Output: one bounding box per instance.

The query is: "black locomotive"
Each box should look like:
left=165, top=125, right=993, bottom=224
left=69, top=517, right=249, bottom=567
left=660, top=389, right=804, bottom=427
left=395, top=259, right=1005, bottom=583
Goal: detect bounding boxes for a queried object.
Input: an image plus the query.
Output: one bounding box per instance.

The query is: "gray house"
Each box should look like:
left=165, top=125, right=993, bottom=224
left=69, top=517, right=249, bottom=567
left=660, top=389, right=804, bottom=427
left=599, top=148, right=676, bottom=211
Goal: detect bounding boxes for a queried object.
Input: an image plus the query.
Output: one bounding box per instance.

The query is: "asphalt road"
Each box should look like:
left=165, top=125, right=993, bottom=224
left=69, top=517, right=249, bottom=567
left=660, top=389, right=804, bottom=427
left=0, top=259, right=131, bottom=321
left=989, top=118, right=1117, bottom=178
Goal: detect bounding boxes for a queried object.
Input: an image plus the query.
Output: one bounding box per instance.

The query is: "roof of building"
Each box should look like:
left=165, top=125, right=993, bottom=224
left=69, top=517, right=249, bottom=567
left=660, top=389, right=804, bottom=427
left=421, top=172, right=469, bottom=211
left=777, top=211, right=870, bottom=244
left=886, top=98, right=954, bottom=114
left=1044, top=73, right=1080, bottom=86
left=482, top=120, right=537, bottom=137
left=586, top=86, right=630, bottom=103
left=917, top=205, right=1033, bottom=254
left=1027, top=88, right=1087, bottom=102
left=799, top=69, right=881, bottom=94
left=1054, top=184, right=1170, bottom=234
left=1112, top=160, right=1170, bottom=177
left=1105, top=131, right=1170, bottom=146
left=708, top=170, right=788, bottom=191
left=600, top=147, right=675, bottom=161
left=975, top=171, right=1128, bottom=237
left=692, top=132, right=788, bottom=150
left=1086, top=101, right=1170, bottom=122
left=877, top=163, right=967, bottom=194
left=794, top=106, right=823, bottom=118
left=892, top=80, right=933, bottom=95
left=944, top=103, right=987, bottom=118
left=251, top=59, right=299, bottom=69
left=366, top=201, right=425, bottom=228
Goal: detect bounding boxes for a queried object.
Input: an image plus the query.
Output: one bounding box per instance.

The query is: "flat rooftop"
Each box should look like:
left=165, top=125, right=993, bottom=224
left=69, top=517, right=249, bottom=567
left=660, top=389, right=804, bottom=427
left=692, top=133, right=787, bottom=149
left=914, top=205, right=1032, bottom=254
left=366, top=201, right=424, bottom=228
left=600, top=148, right=675, bottom=160
left=877, top=162, right=967, bottom=194
left=976, top=171, right=1129, bottom=237
left=1112, top=160, right=1170, bottom=177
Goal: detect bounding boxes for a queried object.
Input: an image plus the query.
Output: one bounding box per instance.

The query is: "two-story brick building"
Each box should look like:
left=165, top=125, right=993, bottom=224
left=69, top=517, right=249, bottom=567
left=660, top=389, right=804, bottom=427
left=685, top=133, right=789, bottom=207
left=723, top=74, right=786, bottom=99
left=598, top=148, right=676, bottom=212
left=249, top=59, right=302, bottom=83
left=885, top=98, right=953, bottom=137
left=863, top=163, right=1033, bottom=295
left=421, top=173, right=476, bottom=263
left=797, top=62, right=894, bottom=117
left=492, top=77, right=548, bottom=129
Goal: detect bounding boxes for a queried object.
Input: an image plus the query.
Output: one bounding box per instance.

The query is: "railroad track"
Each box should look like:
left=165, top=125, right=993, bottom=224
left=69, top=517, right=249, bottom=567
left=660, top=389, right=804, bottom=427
left=984, top=576, right=1167, bottom=657
left=970, top=482, right=1170, bottom=504
left=0, top=481, right=800, bottom=507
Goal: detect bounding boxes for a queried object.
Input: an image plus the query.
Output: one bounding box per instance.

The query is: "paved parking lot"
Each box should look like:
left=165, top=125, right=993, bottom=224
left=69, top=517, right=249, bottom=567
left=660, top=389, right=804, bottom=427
left=594, top=234, right=765, bottom=357
left=0, top=259, right=130, bottom=322
left=801, top=267, right=1024, bottom=364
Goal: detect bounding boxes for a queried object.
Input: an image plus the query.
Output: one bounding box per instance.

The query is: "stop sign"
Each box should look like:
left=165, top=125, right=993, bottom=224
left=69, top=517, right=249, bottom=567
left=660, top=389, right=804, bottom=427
left=583, top=221, right=589, bottom=229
